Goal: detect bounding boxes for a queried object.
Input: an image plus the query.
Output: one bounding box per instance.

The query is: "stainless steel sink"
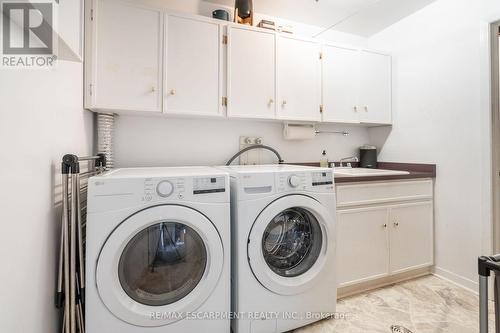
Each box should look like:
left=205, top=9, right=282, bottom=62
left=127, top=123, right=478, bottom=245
left=333, top=167, right=410, bottom=177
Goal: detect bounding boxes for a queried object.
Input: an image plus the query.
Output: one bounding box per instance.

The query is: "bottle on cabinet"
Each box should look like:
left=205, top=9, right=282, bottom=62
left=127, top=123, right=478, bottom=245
left=234, top=0, right=253, bottom=25
left=320, top=150, right=329, bottom=168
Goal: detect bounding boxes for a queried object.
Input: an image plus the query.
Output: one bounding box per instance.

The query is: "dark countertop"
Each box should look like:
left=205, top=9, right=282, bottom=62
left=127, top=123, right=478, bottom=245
left=291, top=162, right=436, bottom=184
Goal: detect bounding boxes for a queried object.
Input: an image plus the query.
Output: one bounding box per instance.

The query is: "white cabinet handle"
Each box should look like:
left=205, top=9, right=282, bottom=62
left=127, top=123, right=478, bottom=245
left=169, top=89, right=176, bottom=96
left=282, top=100, right=287, bottom=108
left=150, top=86, right=156, bottom=93
left=268, top=98, right=274, bottom=107
left=364, top=106, right=368, bottom=112
left=354, top=106, right=358, bottom=112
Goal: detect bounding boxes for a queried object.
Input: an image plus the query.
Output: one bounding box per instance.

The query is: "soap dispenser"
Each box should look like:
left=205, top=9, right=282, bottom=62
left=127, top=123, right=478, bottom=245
left=320, top=150, right=329, bottom=168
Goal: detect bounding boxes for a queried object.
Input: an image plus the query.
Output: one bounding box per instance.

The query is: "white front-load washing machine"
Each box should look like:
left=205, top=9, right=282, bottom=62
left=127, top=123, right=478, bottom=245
left=86, top=167, right=230, bottom=333
left=221, top=165, right=336, bottom=333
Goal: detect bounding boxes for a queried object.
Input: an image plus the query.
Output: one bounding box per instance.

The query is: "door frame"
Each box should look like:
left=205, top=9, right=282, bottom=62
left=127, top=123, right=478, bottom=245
left=492, top=21, right=500, bottom=254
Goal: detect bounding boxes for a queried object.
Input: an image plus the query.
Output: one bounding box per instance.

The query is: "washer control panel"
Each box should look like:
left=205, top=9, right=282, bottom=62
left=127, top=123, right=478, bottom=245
left=144, top=177, right=187, bottom=201
left=142, top=176, right=227, bottom=202
left=312, top=171, right=333, bottom=186
left=156, top=180, right=174, bottom=197
left=193, top=176, right=226, bottom=195
left=275, top=170, right=334, bottom=193
left=277, top=173, right=307, bottom=191
left=88, top=172, right=229, bottom=213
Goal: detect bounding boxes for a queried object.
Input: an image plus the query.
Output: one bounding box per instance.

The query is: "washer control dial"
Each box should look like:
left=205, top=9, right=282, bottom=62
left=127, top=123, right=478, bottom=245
left=156, top=180, right=174, bottom=197
left=288, top=175, right=300, bottom=188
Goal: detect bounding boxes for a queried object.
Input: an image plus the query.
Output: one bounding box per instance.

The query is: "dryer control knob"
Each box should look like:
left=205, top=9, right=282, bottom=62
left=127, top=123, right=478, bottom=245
left=288, top=175, right=300, bottom=188
left=156, top=180, right=174, bottom=197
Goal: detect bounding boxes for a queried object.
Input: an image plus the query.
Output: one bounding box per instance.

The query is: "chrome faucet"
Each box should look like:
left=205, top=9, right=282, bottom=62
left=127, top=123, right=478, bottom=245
left=338, top=156, right=359, bottom=168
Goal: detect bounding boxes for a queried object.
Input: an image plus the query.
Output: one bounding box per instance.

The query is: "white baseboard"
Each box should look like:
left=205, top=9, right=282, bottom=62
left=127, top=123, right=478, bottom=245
left=432, top=266, right=478, bottom=294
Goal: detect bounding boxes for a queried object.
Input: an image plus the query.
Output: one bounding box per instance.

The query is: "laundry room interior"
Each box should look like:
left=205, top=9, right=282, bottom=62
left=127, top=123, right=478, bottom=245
left=2, top=0, right=500, bottom=333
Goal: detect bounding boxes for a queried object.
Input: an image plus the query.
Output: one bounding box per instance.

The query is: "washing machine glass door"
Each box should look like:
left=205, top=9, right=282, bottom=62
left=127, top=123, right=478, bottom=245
left=96, top=205, right=224, bottom=327
left=248, top=195, right=332, bottom=295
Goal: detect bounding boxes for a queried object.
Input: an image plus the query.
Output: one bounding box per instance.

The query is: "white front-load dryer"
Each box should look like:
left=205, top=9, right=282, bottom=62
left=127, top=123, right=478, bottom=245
left=86, top=167, right=230, bottom=333
left=220, top=165, right=337, bottom=333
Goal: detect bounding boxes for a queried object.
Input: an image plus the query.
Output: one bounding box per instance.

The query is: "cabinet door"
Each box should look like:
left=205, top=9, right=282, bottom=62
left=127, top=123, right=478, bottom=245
left=359, top=50, right=392, bottom=124
left=322, top=45, right=359, bottom=123
left=165, top=15, right=222, bottom=117
left=389, top=202, right=434, bottom=274
left=92, top=0, right=163, bottom=112
left=227, top=27, right=276, bottom=119
left=277, top=36, right=321, bottom=122
left=337, top=207, right=390, bottom=287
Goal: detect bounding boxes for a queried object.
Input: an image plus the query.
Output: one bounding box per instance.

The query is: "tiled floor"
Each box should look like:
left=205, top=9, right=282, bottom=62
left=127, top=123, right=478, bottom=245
left=293, top=275, right=494, bottom=333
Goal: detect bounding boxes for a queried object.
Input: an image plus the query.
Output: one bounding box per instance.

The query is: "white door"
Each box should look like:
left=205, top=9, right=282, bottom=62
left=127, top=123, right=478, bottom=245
left=389, top=201, right=434, bottom=274
left=92, top=0, right=163, bottom=113
left=337, top=206, right=390, bottom=287
left=322, top=45, right=360, bottom=123
left=96, top=205, right=224, bottom=327
left=359, top=50, right=392, bottom=124
left=277, top=36, right=321, bottom=122
left=165, top=14, right=222, bottom=117
left=247, top=195, right=332, bottom=295
left=227, top=26, right=276, bottom=119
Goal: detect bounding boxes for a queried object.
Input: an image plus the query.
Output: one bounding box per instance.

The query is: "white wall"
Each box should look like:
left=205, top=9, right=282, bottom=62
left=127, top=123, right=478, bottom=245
left=367, top=0, right=500, bottom=290
left=114, top=117, right=369, bottom=167
left=0, top=14, right=93, bottom=333
left=114, top=0, right=370, bottom=168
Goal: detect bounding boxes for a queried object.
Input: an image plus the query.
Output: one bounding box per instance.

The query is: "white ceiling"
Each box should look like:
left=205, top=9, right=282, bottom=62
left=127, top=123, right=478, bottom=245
left=203, top=0, right=436, bottom=37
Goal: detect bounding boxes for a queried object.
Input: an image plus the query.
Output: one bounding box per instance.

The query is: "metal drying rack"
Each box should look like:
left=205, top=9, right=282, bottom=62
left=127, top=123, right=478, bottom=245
left=478, top=255, right=500, bottom=333
left=56, top=154, right=106, bottom=333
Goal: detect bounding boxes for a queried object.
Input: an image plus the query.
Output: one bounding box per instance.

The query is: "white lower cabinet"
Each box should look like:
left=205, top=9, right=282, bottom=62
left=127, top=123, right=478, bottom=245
left=389, top=202, right=434, bottom=274
left=336, top=180, right=434, bottom=288
left=337, top=206, right=390, bottom=286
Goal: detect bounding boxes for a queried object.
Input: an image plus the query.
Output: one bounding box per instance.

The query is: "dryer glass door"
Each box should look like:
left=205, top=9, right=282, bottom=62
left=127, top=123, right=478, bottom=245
left=118, top=222, right=207, bottom=307
left=96, top=205, right=224, bottom=327
left=248, top=195, right=333, bottom=295
left=262, top=208, right=322, bottom=278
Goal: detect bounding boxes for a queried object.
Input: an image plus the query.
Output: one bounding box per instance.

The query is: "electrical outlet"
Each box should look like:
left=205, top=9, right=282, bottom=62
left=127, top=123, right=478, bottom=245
left=239, top=136, right=263, bottom=165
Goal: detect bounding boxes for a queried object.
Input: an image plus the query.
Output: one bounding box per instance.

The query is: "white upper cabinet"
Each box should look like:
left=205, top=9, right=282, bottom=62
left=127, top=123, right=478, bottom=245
left=277, top=36, right=321, bottom=122
left=227, top=26, right=276, bottom=119
left=86, top=0, right=163, bottom=113
left=321, top=44, right=360, bottom=123
left=165, top=14, right=223, bottom=117
left=359, top=50, right=392, bottom=124
left=85, top=3, right=393, bottom=125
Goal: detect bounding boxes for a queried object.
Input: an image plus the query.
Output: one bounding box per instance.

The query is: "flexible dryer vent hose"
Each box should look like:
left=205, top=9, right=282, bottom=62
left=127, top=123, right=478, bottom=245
left=97, top=113, right=115, bottom=170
